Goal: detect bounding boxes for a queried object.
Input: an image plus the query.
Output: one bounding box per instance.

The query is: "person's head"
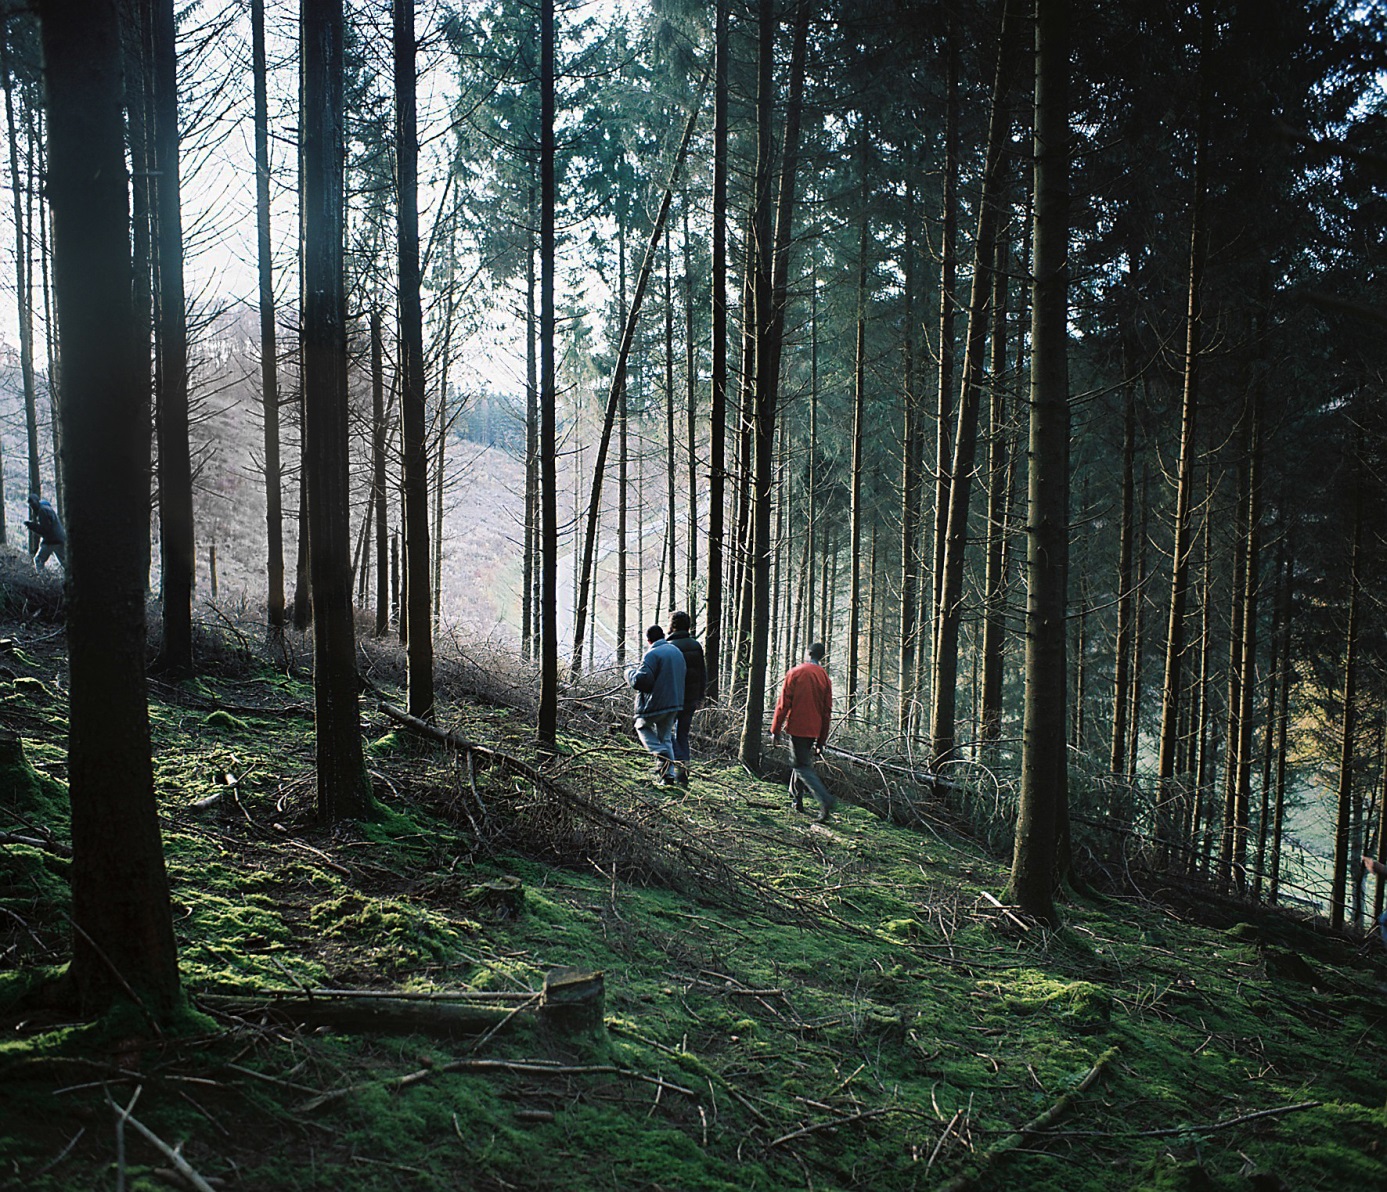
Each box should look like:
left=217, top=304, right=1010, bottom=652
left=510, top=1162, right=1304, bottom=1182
left=807, top=642, right=825, bottom=663
left=670, top=610, right=691, bottom=633
left=646, top=624, right=665, bottom=644
left=28, top=493, right=40, bottom=510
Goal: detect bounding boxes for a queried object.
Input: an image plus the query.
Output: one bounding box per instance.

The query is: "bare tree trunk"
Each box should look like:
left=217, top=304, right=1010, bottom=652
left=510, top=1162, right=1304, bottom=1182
left=302, top=0, right=369, bottom=818
left=1155, top=8, right=1212, bottom=856
left=1007, top=0, right=1069, bottom=925
left=537, top=0, right=558, bottom=748
left=40, top=0, right=180, bottom=1016
left=151, top=0, right=194, bottom=673
left=1109, top=381, right=1136, bottom=775
left=664, top=225, right=678, bottom=609
left=371, top=308, right=389, bottom=636
left=569, top=75, right=708, bottom=674
left=980, top=230, right=1011, bottom=750
left=738, top=0, right=808, bottom=771
left=684, top=204, right=698, bottom=612
left=3, top=28, right=37, bottom=544
left=931, top=0, right=1020, bottom=765
left=846, top=120, right=869, bottom=712
left=930, top=22, right=960, bottom=714
left=1330, top=439, right=1364, bottom=930
left=522, top=187, right=537, bottom=659
left=395, top=0, right=433, bottom=719
left=899, top=188, right=920, bottom=737
left=703, top=0, right=728, bottom=699
left=251, top=0, right=285, bottom=634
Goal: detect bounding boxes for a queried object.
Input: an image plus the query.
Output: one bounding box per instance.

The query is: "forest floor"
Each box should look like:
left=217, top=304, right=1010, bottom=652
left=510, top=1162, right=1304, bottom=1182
left=1, top=562, right=1386, bottom=1191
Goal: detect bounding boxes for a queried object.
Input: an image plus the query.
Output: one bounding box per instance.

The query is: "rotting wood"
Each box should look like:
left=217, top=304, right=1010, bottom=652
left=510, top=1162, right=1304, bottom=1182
left=197, top=993, right=519, bottom=1041
left=977, top=889, right=1030, bottom=932
left=540, top=967, right=605, bottom=1034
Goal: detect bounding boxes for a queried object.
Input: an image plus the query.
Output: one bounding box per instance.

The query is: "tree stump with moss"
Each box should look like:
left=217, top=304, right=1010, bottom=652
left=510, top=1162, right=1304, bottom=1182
left=540, top=967, right=605, bottom=1035
left=469, top=875, right=525, bottom=918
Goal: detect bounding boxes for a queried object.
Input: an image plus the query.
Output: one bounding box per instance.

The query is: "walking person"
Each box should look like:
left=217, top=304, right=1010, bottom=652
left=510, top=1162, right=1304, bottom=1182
left=25, top=493, right=66, bottom=572
left=771, top=642, right=837, bottom=823
left=628, top=624, right=686, bottom=786
left=666, top=610, right=705, bottom=786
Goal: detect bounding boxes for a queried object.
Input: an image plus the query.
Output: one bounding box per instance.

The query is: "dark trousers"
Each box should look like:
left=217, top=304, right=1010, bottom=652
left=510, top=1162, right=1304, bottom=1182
left=674, top=706, right=695, bottom=763
left=790, top=736, right=834, bottom=810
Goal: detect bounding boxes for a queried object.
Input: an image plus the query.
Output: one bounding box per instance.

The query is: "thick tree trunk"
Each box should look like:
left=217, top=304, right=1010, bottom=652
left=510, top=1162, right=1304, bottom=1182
left=302, top=0, right=369, bottom=818
left=40, top=0, right=180, bottom=1017
left=738, top=0, right=807, bottom=771
left=1007, top=0, right=1069, bottom=926
left=395, top=0, right=433, bottom=719
left=150, top=0, right=193, bottom=673
left=251, top=0, right=284, bottom=634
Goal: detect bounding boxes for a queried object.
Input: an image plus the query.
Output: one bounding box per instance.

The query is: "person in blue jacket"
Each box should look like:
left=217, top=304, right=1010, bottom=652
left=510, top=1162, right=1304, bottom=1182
left=25, top=494, right=66, bottom=571
left=628, top=624, right=686, bottom=786
left=665, top=610, right=706, bottom=786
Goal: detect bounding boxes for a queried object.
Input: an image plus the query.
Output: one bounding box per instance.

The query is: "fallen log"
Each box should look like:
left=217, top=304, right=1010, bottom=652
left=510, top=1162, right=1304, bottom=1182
left=198, top=993, right=522, bottom=1041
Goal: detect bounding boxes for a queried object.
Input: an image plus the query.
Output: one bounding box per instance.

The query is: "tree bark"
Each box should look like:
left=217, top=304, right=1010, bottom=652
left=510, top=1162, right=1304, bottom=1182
left=40, top=0, right=181, bottom=1017
left=846, top=119, right=869, bottom=713
left=703, top=0, right=728, bottom=700
left=2, top=28, right=39, bottom=545
left=1155, top=8, right=1212, bottom=856
left=568, top=73, right=707, bottom=675
left=930, top=0, right=1020, bottom=766
left=1007, top=0, right=1069, bottom=926
left=1330, top=435, right=1364, bottom=931
left=537, top=0, right=558, bottom=749
left=979, top=228, right=1011, bottom=750
left=395, top=0, right=433, bottom=719
left=302, top=0, right=369, bottom=818
left=738, top=0, right=808, bottom=771
left=371, top=307, right=390, bottom=637
left=251, top=0, right=285, bottom=635
left=150, top=0, right=194, bottom=674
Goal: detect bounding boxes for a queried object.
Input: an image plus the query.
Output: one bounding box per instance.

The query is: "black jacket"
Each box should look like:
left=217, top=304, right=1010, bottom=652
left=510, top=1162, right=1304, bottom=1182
left=666, top=630, right=706, bottom=707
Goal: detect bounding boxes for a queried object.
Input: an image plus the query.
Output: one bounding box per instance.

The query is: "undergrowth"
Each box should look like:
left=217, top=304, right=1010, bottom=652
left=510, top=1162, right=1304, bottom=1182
left=1, top=599, right=1385, bottom=1190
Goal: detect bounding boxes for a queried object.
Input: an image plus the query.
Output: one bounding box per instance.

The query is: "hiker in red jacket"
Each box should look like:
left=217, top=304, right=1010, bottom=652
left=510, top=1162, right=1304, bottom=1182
left=771, top=642, right=837, bottom=823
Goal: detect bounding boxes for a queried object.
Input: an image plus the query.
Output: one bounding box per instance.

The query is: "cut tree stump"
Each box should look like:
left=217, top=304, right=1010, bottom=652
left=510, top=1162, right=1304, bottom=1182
left=540, top=968, right=605, bottom=1035
left=470, top=875, right=525, bottom=918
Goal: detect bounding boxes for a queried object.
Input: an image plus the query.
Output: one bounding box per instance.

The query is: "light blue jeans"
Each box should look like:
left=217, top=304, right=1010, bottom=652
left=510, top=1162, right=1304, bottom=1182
left=635, top=712, right=678, bottom=763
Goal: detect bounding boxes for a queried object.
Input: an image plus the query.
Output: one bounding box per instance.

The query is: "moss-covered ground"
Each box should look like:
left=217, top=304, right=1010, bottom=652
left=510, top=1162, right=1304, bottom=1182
left=1, top=607, right=1385, bottom=1190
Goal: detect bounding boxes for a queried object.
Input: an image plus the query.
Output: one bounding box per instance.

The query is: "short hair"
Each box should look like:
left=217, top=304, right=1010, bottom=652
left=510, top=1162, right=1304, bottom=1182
left=646, top=624, right=665, bottom=643
left=670, top=610, right=691, bottom=632
left=807, top=642, right=825, bottom=661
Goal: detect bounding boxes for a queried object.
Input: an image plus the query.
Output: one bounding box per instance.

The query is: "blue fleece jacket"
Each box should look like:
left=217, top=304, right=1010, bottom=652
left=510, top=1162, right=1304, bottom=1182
left=628, top=638, right=686, bottom=720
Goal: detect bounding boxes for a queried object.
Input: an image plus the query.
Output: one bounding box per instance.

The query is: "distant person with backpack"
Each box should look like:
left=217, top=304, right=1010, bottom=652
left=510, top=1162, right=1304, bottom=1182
left=628, top=624, right=686, bottom=786
left=25, top=493, right=66, bottom=572
left=665, top=610, right=705, bottom=786
left=1363, top=855, right=1387, bottom=949
left=771, top=642, right=836, bottom=823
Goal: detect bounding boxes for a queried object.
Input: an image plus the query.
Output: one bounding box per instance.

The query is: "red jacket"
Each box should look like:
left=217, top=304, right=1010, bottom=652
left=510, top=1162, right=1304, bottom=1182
left=771, top=661, right=832, bottom=747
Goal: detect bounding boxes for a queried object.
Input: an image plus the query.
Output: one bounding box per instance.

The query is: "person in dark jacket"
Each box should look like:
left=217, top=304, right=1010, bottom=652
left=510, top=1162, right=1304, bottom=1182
left=771, top=642, right=836, bottom=822
left=666, top=610, right=706, bottom=786
left=25, top=493, right=66, bottom=572
left=628, top=624, right=686, bottom=785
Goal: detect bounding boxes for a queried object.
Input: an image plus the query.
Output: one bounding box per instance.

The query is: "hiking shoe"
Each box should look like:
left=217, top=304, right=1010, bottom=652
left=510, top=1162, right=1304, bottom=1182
left=813, top=804, right=832, bottom=824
